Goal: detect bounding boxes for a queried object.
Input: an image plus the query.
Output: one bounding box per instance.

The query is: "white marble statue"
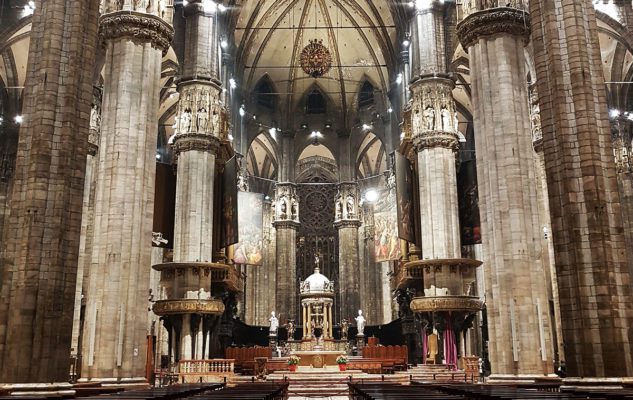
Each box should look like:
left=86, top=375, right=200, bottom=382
left=180, top=109, right=192, bottom=133
left=90, top=104, right=101, bottom=132
left=423, top=106, right=435, bottom=130
left=269, top=311, right=279, bottom=334
left=441, top=106, right=451, bottom=131
left=197, top=107, right=209, bottom=133
left=346, top=195, right=354, bottom=218
left=355, top=310, right=366, bottom=336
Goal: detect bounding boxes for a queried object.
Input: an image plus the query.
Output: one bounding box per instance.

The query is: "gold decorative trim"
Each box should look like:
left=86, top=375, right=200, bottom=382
left=410, top=296, right=483, bottom=313
left=456, top=7, right=530, bottom=50
left=100, top=11, right=174, bottom=55
left=153, top=299, right=225, bottom=315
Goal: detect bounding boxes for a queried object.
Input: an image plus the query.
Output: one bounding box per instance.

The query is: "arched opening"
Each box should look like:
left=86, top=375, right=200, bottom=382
left=358, top=81, right=375, bottom=108
left=306, top=89, right=327, bottom=114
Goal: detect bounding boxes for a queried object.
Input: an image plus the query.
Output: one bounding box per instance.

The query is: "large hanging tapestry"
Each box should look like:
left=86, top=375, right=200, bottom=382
left=374, top=188, right=401, bottom=262
left=233, top=191, right=264, bottom=266
left=395, top=151, right=416, bottom=243
left=221, top=156, right=239, bottom=248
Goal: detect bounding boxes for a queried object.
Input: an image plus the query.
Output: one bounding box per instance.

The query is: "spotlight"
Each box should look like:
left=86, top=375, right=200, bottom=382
left=229, top=78, right=237, bottom=89
left=239, top=105, right=246, bottom=117
left=220, top=39, right=228, bottom=49
left=402, top=39, right=411, bottom=48
left=364, top=189, right=379, bottom=203
left=362, top=123, right=371, bottom=131
left=14, top=115, right=23, bottom=124
left=610, top=109, right=621, bottom=118
left=396, top=73, right=403, bottom=85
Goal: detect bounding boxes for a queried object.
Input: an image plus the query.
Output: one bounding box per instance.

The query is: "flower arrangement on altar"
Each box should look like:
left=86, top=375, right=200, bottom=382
left=336, top=355, right=348, bottom=365
left=287, top=355, right=301, bottom=365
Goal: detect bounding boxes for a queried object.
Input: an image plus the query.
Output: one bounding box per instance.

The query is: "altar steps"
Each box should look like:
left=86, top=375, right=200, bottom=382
left=396, top=364, right=470, bottom=383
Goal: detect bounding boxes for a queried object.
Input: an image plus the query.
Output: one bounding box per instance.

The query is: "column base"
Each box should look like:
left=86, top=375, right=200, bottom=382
left=0, top=383, right=75, bottom=397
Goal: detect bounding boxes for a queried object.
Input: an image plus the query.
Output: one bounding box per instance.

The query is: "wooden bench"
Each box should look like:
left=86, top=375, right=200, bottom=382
left=189, top=382, right=288, bottom=400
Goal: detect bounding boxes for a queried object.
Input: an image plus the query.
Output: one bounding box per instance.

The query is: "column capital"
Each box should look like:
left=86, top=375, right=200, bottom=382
left=456, top=7, right=530, bottom=50
left=172, top=133, right=222, bottom=156
left=274, top=182, right=299, bottom=223
left=273, top=220, right=300, bottom=230
left=334, top=220, right=362, bottom=229
left=412, top=131, right=459, bottom=152
left=99, top=11, right=174, bottom=55
left=335, top=182, right=360, bottom=222
left=409, top=76, right=461, bottom=151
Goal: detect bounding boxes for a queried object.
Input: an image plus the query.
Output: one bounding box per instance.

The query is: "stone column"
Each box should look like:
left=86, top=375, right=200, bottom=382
left=81, top=3, right=173, bottom=382
left=456, top=2, right=554, bottom=376
left=172, top=0, right=225, bottom=265
left=0, top=0, right=100, bottom=384
left=334, top=182, right=361, bottom=320
left=410, top=78, right=461, bottom=259
left=530, top=0, right=633, bottom=377
left=71, top=89, right=103, bottom=361
left=530, top=87, right=565, bottom=365
left=274, top=183, right=299, bottom=320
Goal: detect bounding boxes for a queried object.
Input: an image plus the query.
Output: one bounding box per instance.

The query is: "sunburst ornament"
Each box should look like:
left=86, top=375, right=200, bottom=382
left=300, top=39, right=333, bottom=78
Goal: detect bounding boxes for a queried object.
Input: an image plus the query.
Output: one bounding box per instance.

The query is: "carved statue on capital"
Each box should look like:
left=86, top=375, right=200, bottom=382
left=274, top=184, right=299, bottom=223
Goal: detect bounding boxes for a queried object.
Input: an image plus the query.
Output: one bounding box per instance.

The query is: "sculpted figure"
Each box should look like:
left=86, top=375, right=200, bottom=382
left=355, top=310, right=366, bottom=335
left=286, top=320, right=296, bottom=340
left=180, top=109, right=192, bottom=133
left=441, top=106, right=451, bottom=131
left=423, top=106, right=435, bottom=130
left=90, top=104, right=101, bottom=132
left=335, top=199, right=342, bottom=220
left=269, top=311, right=279, bottom=334
left=197, top=107, right=209, bottom=133
left=340, top=318, right=350, bottom=341
left=346, top=195, right=354, bottom=218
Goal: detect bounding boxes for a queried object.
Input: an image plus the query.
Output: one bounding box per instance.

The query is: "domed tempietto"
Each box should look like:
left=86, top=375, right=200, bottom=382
left=1, top=0, right=633, bottom=395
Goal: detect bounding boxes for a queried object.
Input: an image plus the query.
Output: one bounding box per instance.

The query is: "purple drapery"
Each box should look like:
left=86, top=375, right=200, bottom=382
left=422, top=330, right=428, bottom=365
left=443, top=320, right=458, bottom=370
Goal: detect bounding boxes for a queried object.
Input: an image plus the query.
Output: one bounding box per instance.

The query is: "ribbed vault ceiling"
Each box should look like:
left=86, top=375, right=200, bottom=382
left=232, top=0, right=399, bottom=119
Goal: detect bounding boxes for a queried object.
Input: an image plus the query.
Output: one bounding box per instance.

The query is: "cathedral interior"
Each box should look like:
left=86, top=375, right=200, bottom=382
left=1, top=0, right=633, bottom=397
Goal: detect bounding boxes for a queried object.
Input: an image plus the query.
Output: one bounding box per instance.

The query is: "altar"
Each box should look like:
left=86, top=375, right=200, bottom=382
left=292, top=350, right=346, bottom=368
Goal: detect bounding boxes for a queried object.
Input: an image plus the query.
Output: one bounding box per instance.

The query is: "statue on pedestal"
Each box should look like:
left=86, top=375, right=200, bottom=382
left=355, top=310, right=366, bottom=336
left=286, top=319, right=296, bottom=341
left=269, top=311, right=279, bottom=335
left=340, top=318, right=350, bottom=341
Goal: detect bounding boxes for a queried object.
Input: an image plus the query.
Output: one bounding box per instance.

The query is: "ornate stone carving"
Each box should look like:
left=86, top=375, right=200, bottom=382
left=99, top=11, right=174, bottom=55
left=457, top=7, right=531, bottom=50
left=174, top=82, right=228, bottom=140
left=274, top=183, right=299, bottom=223
left=460, top=0, right=529, bottom=20
left=172, top=133, right=221, bottom=156
left=153, top=299, right=225, bottom=315
left=409, top=77, right=462, bottom=151
left=529, top=84, right=543, bottom=151
left=334, top=182, right=359, bottom=222
left=410, top=296, right=483, bottom=313
left=412, top=131, right=459, bottom=152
